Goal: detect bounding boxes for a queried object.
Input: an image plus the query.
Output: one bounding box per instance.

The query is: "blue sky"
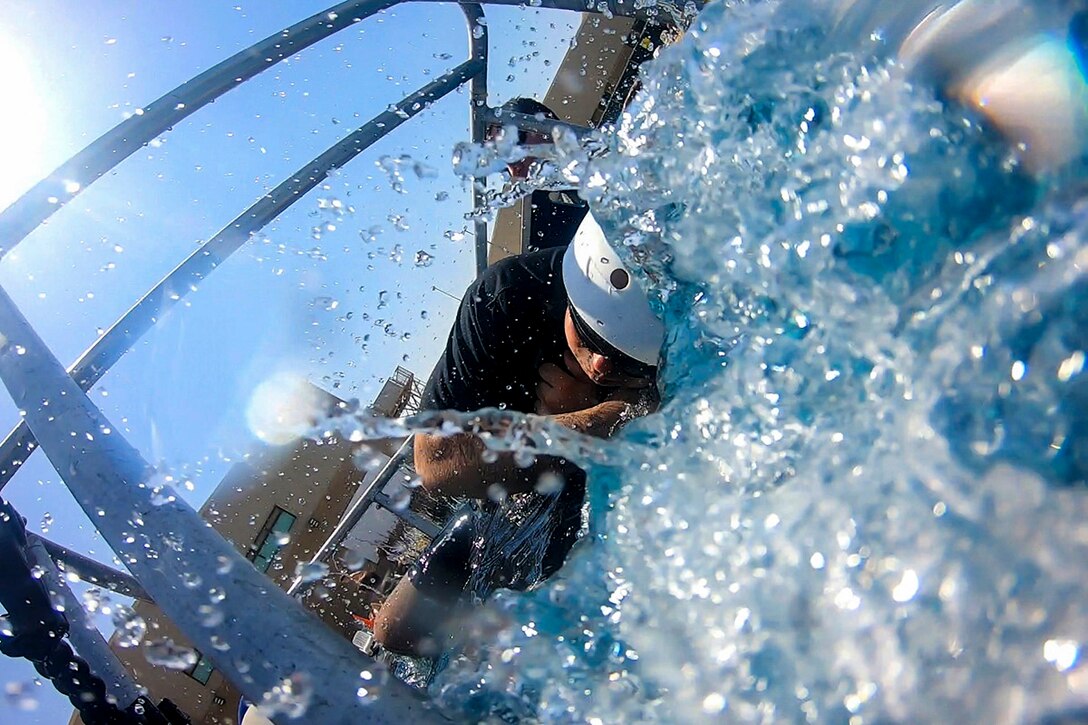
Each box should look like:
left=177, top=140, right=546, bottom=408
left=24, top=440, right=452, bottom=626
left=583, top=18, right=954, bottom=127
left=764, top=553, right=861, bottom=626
left=0, top=1, right=579, bottom=720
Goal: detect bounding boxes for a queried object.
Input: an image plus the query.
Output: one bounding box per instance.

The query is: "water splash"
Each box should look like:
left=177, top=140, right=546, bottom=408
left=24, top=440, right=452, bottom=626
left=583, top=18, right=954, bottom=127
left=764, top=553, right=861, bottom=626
left=426, top=1, right=1088, bottom=721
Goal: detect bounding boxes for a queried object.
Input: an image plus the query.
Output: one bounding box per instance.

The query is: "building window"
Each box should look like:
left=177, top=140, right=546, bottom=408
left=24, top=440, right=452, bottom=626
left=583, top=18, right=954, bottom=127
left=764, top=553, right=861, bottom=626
left=186, top=651, right=214, bottom=686
left=248, top=506, right=297, bottom=573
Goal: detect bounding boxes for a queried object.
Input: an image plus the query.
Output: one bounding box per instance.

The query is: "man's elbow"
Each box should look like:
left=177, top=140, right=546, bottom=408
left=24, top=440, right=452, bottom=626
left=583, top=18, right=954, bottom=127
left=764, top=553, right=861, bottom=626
left=414, top=436, right=477, bottom=496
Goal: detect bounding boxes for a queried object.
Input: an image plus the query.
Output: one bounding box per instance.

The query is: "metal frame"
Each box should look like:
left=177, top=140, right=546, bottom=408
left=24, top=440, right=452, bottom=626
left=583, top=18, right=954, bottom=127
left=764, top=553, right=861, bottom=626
left=0, top=0, right=666, bottom=719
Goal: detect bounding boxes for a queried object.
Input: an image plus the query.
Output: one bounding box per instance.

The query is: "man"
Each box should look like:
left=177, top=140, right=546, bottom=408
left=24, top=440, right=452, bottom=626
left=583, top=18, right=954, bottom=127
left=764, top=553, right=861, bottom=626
left=486, top=97, right=589, bottom=253
left=373, top=210, right=663, bottom=657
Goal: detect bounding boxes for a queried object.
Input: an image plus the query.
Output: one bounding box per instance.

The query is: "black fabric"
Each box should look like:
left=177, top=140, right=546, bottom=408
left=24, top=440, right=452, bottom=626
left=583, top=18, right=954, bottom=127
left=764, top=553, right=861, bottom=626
left=525, top=190, right=588, bottom=253
left=418, top=248, right=589, bottom=601
left=421, top=247, right=570, bottom=414
left=407, top=505, right=478, bottom=598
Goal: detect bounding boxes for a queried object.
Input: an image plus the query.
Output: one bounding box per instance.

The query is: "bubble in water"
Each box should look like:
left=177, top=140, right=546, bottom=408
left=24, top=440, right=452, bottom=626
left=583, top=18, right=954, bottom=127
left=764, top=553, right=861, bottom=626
left=39, top=512, right=52, bottom=533
left=143, top=639, right=199, bottom=670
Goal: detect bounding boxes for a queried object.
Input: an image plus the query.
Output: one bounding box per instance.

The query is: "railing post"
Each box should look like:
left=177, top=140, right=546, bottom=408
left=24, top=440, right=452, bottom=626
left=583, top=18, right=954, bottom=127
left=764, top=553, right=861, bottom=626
left=287, top=438, right=416, bottom=596
left=461, top=3, right=492, bottom=276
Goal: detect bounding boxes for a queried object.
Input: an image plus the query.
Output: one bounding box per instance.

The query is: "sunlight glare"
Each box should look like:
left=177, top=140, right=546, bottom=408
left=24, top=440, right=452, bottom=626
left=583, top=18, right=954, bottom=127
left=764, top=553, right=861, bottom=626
left=0, top=34, right=52, bottom=211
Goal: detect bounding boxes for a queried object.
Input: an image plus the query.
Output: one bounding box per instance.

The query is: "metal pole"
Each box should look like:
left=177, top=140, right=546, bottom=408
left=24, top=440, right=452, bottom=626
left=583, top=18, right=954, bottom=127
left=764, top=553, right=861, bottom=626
left=469, top=0, right=683, bottom=20
left=23, top=535, right=145, bottom=709
left=461, top=3, right=492, bottom=276
left=372, top=492, right=442, bottom=539
left=0, top=55, right=485, bottom=492
left=481, top=108, right=593, bottom=140
left=37, top=536, right=151, bottom=602
left=287, top=439, right=414, bottom=596
left=0, top=287, right=439, bottom=723
left=0, top=0, right=400, bottom=257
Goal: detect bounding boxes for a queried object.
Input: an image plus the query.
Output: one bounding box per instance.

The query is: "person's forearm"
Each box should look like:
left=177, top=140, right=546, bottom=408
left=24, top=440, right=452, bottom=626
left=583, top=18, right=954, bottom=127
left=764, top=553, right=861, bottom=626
left=416, top=401, right=628, bottom=499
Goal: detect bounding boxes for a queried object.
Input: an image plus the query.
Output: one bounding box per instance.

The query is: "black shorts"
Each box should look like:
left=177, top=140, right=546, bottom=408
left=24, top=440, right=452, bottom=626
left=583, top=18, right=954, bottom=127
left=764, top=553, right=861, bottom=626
left=407, top=481, right=586, bottom=602
left=406, top=505, right=478, bottom=600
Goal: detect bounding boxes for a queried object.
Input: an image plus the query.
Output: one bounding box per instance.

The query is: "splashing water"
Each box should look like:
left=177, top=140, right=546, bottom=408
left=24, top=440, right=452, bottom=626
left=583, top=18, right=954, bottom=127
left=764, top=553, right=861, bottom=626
left=427, top=1, right=1088, bottom=721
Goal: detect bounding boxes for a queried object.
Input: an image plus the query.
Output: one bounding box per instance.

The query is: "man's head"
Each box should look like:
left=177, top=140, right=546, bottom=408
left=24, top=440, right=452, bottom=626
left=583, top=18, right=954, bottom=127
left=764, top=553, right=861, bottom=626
left=562, top=213, right=664, bottom=389
left=487, top=97, right=559, bottom=179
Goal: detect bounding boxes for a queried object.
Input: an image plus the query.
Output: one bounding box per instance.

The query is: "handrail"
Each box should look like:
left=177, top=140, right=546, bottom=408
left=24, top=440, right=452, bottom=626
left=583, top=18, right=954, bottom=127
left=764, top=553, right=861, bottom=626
left=287, top=438, right=416, bottom=596
left=36, top=535, right=151, bottom=602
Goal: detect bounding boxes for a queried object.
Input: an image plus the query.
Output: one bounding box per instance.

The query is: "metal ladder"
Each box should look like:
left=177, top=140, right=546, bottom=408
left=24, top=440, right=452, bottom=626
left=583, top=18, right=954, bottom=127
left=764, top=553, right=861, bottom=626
left=0, top=1, right=670, bottom=721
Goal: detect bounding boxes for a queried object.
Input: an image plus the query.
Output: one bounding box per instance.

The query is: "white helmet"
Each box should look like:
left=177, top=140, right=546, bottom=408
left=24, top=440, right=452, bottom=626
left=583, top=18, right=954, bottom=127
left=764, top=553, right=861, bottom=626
left=562, top=212, right=664, bottom=367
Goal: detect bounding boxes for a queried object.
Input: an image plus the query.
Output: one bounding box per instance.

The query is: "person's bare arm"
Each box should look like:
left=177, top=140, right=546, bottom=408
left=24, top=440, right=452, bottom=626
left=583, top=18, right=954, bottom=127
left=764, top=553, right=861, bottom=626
left=414, top=400, right=630, bottom=498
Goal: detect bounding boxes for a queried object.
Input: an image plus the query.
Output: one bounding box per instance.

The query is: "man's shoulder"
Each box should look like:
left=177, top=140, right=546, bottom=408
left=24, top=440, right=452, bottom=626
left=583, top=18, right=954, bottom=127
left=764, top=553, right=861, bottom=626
left=481, top=247, right=565, bottom=292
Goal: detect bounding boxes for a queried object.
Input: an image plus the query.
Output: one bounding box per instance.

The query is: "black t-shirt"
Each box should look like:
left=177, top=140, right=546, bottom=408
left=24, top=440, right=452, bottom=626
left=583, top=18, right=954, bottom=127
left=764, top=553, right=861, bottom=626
left=421, top=247, right=569, bottom=414
left=525, top=190, right=588, bottom=253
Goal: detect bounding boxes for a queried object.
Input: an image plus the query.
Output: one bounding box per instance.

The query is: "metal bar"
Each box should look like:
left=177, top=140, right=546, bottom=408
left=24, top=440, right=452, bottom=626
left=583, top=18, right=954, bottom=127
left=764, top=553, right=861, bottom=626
left=482, top=108, right=593, bottom=139
left=0, top=287, right=438, bottom=723
left=0, top=0, right=399, bottom=257
left=0, top=55, right=485, bottom=493
left=371, top=493, right=442, bottom=539
left=24, top=535, right=145, bottom=709
left=461, top=3, right=491, bottom=276
left=36, top=536, right=151, bottom=602
left=287, top=439, right=415, bottom=596
left=471, top=0, right=674, bottom=20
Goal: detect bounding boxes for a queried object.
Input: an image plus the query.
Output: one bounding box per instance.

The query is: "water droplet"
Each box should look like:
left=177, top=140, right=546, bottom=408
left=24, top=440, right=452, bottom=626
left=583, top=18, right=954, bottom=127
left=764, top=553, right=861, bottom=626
left=534, top=472, right=565, bottom=495
left=4, top=681, right=39, bottom=711
left=259, top=672, right=313, bottom=719
left=198, top=604, right=225, bottom=628
left=143, top=639, right=198, bottom=670
left=112, top=605, right=147, bottom=648
left=294, top=561, right=330, bottom=584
